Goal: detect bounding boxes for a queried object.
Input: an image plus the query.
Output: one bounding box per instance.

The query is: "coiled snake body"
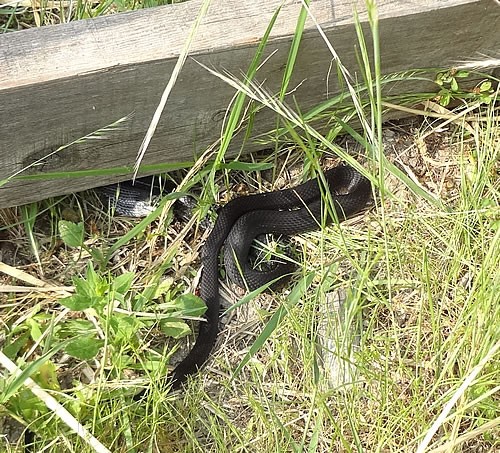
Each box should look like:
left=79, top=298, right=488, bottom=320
left=171, top=164, right=371, bottom=387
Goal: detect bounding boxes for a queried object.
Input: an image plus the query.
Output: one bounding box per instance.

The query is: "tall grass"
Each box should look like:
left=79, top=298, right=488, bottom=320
left=0, top=0, right=185, bottom=32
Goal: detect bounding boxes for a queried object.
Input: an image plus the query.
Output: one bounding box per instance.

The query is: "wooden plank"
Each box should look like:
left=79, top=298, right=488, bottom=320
left=0, top=0, right=498, bottom=208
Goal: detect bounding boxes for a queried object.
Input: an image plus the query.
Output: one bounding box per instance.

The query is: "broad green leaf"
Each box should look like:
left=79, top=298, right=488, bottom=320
left=84, top=262, right=106, bottom=296
left=56, top=319, right=95, bottom=338
left=60, top=294, right=100, bottom=311
left=152, top=277, right=174, bottom=299
left=110, top=317, right=142, bottom=344
left=73, top=276, right=93, bottom=298
left=58, top=220, right=84, bottom=248
left=37, top=361, right=60, bottom=391
left=10, top=388, right=46, bottom=416
left=439, top=90, right=451, bottom=106
left=172, top=293, right=206, bottom=317
left=2, top=330, right=31, bottom=359
left=89, top=247, right=106, bottom=267
left=26, top=318, right=43, bottom=342
left=480, top=81, right=492, bottom=92
left=112, top=272, right=135, bottom=295
left=159, top=320, right=191, bottom=339
left=65, top=336, right=104, bottom=360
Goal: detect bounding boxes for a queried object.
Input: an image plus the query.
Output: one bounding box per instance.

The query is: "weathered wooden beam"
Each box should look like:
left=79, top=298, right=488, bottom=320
left=0, top=0, right=498, bottom=208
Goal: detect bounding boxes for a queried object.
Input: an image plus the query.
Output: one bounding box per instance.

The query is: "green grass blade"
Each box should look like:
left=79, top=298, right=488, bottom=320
left=232, top=272, right=315, bottom=378
left=0, top=339, right=71, bottom=404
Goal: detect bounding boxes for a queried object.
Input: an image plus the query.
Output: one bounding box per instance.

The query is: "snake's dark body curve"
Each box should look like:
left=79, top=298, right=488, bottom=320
left=171, top=164, right=371, bottom=387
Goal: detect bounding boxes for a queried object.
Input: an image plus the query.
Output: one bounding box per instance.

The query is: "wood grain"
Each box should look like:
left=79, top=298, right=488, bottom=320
left=0, top=0, right=498, bottom=208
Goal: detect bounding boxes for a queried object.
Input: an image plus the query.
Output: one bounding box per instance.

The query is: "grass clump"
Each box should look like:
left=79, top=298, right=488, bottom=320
left=0, top=0, right=186, bottom=32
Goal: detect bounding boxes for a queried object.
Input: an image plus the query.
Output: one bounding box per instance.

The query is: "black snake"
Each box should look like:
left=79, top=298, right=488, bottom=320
left=26, top=166, right=370, bottom=453
left=169, top=164, right=371, bottom=387
left=98, top=164, right=371, bottom=389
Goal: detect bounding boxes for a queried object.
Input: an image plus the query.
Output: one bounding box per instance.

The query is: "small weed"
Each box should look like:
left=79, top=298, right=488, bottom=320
left=435, top=68, right=495, bottom=106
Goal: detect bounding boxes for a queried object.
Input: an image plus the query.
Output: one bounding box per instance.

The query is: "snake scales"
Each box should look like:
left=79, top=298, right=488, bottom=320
left=169, top=164, right=371, bottom=387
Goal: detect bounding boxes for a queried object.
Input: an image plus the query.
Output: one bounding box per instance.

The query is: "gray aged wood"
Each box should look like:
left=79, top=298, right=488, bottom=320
left=0, top=0, right=499, bottom=208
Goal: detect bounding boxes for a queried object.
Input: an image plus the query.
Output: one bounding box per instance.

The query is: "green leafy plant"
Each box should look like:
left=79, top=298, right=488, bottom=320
left=435, top=68, right=495, bottom=106
left=56, top=220, right=206, bottom=362
left=1, top=215, right=207, bottom=449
